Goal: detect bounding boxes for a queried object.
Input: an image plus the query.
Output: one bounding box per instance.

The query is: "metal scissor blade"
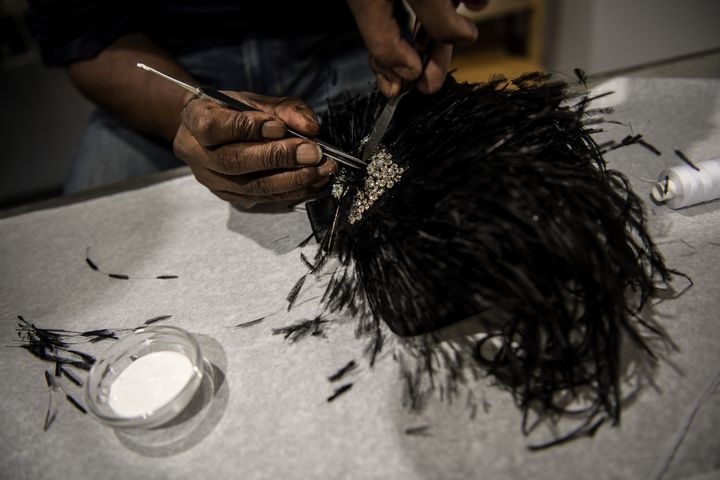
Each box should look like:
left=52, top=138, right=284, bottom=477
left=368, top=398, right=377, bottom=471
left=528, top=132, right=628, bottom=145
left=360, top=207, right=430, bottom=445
left=360, top=21, right=434, bottom=163
left=361, top=91, right=406, bottom=163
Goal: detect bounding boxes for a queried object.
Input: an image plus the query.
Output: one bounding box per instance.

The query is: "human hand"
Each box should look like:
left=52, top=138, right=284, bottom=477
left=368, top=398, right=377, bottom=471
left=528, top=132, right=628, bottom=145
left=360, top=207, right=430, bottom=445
left=173, top=92, right=336, bottom=208
left=347, top=0, right=488, bottom=96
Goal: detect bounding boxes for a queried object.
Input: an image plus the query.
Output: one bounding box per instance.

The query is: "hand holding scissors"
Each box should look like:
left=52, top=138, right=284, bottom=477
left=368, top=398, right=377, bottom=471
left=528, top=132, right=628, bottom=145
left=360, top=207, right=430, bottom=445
left=347, top=0, right=488, bottom=97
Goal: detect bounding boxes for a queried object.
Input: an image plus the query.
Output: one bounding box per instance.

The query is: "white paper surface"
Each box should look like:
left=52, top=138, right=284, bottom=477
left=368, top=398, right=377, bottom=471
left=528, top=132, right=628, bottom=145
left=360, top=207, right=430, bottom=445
left=1, top=77, right=719, bottom=480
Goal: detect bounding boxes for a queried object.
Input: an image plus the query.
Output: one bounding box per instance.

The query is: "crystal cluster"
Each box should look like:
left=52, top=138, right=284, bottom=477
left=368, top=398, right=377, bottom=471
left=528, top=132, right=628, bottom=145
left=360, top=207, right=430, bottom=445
left=348, top=146, right=404, bottom=224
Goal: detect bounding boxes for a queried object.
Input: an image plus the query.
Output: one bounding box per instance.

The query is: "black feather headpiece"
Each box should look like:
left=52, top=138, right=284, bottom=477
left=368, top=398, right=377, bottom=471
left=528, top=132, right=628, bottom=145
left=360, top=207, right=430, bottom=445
left=292, top=73, right=678, bottom=447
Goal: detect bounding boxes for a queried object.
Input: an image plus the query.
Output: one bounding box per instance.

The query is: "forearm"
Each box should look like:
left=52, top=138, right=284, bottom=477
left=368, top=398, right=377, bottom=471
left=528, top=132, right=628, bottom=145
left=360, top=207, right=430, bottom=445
left=67, top=33, right=194, bottom=142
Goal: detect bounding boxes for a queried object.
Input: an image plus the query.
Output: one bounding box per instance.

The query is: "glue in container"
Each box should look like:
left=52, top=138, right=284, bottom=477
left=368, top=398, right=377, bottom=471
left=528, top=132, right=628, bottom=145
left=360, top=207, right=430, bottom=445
left=651, top=157, right=720, bottom=209
left=84, top=326, right=205, bottom=429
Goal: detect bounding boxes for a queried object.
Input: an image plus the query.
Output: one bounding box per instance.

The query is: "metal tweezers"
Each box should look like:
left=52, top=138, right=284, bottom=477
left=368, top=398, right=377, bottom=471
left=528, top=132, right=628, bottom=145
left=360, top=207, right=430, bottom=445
left=137, top=63, right=366, bottom=170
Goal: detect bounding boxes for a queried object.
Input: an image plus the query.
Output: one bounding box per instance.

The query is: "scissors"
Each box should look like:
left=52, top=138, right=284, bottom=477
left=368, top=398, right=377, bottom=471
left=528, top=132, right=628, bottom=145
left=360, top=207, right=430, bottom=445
left=136, top=63, right=366, bottom=170
left=360, top=21, right=435, bottom=164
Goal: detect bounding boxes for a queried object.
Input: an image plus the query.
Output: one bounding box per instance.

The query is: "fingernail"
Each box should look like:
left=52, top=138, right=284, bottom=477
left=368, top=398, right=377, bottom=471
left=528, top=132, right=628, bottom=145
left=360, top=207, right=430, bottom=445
left=296, top=143, right=322, bottom=165
left=261, top=120, right=285, bottom=139
left=387, top=80, right=401, bottom=97
left=318, top=158, right=337, bottom=177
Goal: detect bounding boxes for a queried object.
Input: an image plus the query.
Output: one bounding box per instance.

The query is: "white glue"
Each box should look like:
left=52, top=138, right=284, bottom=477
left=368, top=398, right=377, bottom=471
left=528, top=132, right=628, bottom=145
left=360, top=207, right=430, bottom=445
left=108, top=350, right=194, bottom=418
left=651, top=157, right=720, bottom=209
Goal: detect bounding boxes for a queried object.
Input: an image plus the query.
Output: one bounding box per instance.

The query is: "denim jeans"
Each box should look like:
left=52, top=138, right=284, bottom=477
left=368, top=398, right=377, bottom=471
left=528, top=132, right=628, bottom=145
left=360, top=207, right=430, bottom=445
left=64, top=33, right=374, bottom=193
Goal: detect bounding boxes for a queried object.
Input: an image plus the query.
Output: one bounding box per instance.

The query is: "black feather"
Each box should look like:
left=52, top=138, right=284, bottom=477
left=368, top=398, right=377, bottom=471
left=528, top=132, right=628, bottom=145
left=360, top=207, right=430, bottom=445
left=327, top=383, right=353, bottom=402
left=43, top=407, right=56, bottom=431
left=285, top=275, right=307, bottom=311
left=44, top=370, right=54, bottom=388
left=328, top=360, right=357, bottom=382
left=65, top=395, right=87, bottom=414
left=107, top=273, right=130, bottom=280
left=143, top=315, right=172, bottom=325
left=638, top=139, right=661, bottom=156
left=58, top=366, right=82, bottom=387
left=272, top=317, right=328, bottom=342
left=284, top=73, right=678, bottom=448
left=674, top=149, right=700, bottom=171
left=405, top=425, right=432, bottom=436
left=235, top=317, right=266, bottom=328
left=85, top=257, right=99, bottom=271
left=300, top=252, right=314, bottom=271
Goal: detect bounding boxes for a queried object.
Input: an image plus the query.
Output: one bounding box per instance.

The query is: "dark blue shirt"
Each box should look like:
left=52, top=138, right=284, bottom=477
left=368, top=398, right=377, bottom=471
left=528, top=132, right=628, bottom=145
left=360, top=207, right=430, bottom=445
left=26, top=0, right=359, bottom=66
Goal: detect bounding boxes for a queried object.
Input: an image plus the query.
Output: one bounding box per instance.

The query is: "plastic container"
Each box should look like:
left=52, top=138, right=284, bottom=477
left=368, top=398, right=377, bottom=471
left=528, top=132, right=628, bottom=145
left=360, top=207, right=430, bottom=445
left=84, top=326, right=205, bottom=429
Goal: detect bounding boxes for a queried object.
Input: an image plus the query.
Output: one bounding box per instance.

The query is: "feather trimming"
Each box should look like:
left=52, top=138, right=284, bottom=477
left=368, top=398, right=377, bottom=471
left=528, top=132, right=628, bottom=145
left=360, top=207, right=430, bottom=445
left=291, top=72, right=678, bottom=446
left=13, top=314, right=173, bottom=429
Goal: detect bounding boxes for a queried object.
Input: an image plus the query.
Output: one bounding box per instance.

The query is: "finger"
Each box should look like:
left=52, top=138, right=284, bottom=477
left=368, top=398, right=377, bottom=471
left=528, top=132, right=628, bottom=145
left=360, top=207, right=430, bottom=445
left=370, top=57, right=403, bottom=97
left=375, top=73, right=399, bottom=97
left=348, top=0, right=422, bottom=83
left=408, top=0, right=478, bottom=45
left=177, top=126, right=326, bottom=175
left=209, top=138, right=326, bottom=175
left=240, top=160, right=335, bottom=197
left=416, top=43, right=453, bottom=94
left=224, top=91, right=321, bottom=137
left=182, top=98, right=282, bottom=146
left=214, top=180, right=329, bottom=208
left=195, top=160, right=333, bottom=199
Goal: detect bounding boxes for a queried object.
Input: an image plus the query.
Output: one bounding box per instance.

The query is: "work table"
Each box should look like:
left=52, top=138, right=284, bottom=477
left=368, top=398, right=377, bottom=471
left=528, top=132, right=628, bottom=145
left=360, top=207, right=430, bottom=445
left=1, top=76, right=719, bottom=480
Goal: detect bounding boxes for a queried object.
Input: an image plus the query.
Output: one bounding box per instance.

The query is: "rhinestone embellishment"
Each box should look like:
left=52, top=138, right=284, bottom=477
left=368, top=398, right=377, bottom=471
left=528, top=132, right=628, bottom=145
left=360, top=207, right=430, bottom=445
left=348, top=146, right=404, bottom=224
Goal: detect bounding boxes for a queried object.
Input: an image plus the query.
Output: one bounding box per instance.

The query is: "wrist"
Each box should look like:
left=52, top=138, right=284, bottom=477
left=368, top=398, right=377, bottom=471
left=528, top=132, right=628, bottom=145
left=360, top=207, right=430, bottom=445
left=167, top=90, right=199, bottom=142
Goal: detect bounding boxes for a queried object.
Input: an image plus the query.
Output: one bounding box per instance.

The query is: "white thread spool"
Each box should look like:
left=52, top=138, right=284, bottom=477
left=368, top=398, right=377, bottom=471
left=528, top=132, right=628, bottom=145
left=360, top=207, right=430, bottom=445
left=651, top=157, right=720, bottom=209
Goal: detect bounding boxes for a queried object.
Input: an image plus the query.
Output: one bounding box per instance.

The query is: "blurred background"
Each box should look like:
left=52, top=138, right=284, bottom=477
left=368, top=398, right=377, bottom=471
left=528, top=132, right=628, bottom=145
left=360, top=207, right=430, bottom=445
left=1, top=0, right=719, bottom=210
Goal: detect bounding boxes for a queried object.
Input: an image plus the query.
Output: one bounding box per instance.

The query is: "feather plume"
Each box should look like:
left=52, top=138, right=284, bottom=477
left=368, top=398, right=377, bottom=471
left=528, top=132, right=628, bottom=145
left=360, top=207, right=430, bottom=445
left=291, top=73, right=678, bottom=447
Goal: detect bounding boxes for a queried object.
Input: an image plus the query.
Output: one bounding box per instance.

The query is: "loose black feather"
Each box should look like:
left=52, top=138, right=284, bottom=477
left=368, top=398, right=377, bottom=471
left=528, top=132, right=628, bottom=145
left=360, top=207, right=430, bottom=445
left=65, top=395, right=87, bottom=414
left=235, top=317, right=266, bottom=328
left=405, top=425, right=432, bottom=436
left=285, top=275, right=307, bottom=311
left=272, top=317, right=328, bottom=342
left=14, top=314, right=175, bottom=429
left=327, top=383, right=353, bottom=402
left=43, top=371, right=56, bottom=431
left=328, top=360, right=357, bottom=382
left=674, top=149, right=700, bottom=171
left=44, top=370, right=54, bottom=388
left=58, top=365, right=82, bottom=387
left=143, top=315, right=172, bottom=325
left=574, top=68, right=588, bottom=88
left=107, top=273, right=130, bottom=280
left=81, top=329, right=115, bottom=338
left=638, top=139, right=661, bottom=156
left=300, top=252, right=315, bottom=271
left=85, top=247, right=178, bottom=280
